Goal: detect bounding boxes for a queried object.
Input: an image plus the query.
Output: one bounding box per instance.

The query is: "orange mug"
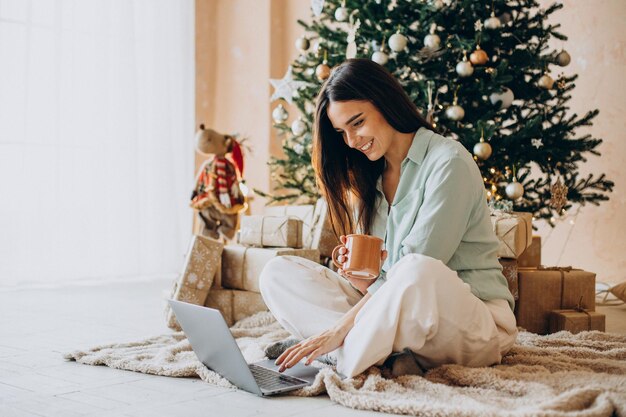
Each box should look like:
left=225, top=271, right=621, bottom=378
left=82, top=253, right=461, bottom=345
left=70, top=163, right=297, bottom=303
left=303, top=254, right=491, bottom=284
left=332, top=234, right=384, bottom=280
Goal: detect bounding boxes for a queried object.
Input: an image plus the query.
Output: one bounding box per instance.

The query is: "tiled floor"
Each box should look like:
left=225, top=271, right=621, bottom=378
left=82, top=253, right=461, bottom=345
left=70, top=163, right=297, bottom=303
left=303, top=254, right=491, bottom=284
left=1, top=278, right=625, bottom=417
left=0, top=278, right=402, bottom=417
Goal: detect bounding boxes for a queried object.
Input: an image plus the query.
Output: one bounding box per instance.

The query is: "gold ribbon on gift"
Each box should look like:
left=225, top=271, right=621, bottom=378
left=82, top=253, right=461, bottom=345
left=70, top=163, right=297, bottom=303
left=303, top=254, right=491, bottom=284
left=491, top=211, right=531, bottom=258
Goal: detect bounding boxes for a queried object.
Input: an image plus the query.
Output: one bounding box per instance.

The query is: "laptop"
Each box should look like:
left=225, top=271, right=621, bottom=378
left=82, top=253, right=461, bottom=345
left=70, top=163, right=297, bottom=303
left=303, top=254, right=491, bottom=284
left=167, top=299, right=320, bottom=397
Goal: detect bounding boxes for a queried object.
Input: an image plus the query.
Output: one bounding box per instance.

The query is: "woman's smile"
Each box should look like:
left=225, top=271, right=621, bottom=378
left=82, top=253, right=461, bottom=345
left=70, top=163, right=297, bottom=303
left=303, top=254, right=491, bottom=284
left=359, top=139, right=374, bottom=153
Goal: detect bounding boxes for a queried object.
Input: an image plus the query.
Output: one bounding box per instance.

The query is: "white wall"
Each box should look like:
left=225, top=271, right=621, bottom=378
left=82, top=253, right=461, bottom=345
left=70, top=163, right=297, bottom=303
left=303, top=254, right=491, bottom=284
left=536, top=0, right=626, bottom=284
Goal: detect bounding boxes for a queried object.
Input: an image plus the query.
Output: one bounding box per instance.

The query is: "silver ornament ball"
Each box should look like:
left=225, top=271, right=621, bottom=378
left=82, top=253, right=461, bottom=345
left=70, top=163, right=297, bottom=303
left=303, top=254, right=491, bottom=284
left=424, top=33, right=441, bottom=49
left=388, top=33, right=408, bottom=52
left=291, top=118, right=307, bottom=136
left=334, top=6, right=349, bottom=22
left=473, top=141, right=492, bottom=160
left=505, top=181, right=524, bottom=200
left=272, top=104, right=289, bottom=123
left=489, top=87, right=514, bottom=108
left=445, top=104, right=465, bottom=121
left=484, top=16, right=502, bottom=30
left=371, top=50, right=389, bottom=65
left=456, top=60, right=474, bottom=77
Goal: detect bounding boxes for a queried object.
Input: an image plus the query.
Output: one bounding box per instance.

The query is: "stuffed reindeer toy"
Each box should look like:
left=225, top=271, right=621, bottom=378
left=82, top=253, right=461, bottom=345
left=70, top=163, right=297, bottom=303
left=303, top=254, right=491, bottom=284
left=190, top=124, right=247, bottom=240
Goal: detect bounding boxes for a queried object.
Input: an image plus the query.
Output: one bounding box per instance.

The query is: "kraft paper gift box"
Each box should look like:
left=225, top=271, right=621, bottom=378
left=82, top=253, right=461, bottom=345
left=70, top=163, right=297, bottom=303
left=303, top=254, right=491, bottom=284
left=165, top=235, right=224, bottom=330
left=264, top=204, right=315, bottom=248
left=204, top=289, right=268, bottom=327
left=515, top=266, right=596, bottom=335
left=518, top=236, right=542, bottom=268
left=490, top=211, right=532, bottom=259
left=499, top=258, right=519, bottom=300
left=221, top=245, right=320, bottom=293
left=548, top=309, right=606, bottom=334
left=310, top=198, right=340, bottom=258
left=238, top=215, right=304, bottom=248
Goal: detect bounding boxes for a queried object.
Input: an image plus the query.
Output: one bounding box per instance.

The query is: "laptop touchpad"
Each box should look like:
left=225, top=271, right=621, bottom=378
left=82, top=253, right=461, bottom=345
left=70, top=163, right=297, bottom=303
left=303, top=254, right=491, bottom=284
left=253, top=359, right=321, bottom=384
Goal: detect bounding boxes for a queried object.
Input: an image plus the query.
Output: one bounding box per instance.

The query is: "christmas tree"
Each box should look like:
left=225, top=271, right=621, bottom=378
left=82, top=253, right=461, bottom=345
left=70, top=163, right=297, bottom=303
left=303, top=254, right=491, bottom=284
left=260, top=0, right=613, bottom=225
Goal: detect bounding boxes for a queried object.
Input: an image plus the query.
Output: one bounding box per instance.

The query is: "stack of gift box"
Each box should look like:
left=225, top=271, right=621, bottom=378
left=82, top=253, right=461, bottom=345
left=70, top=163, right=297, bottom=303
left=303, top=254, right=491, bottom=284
left=165, top=201, right=605, bottom=334
left=491, top=210, right=605, bottom=335
left=165, top=199, right=338, bottom=328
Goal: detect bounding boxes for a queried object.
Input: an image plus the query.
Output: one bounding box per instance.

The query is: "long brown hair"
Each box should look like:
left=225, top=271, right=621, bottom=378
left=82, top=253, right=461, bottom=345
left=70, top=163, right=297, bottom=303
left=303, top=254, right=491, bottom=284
left=312, top=58, right=434, bottom=238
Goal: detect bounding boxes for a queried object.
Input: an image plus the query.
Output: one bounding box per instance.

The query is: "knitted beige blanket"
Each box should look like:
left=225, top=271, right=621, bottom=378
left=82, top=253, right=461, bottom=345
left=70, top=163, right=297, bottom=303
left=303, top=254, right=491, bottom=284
left=64, top=312, right=626, bottom=417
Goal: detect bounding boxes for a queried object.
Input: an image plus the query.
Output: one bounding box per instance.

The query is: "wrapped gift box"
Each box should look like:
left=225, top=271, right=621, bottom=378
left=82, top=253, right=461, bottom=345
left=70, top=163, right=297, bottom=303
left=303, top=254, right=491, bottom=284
left=515, top=267, right=596, bottom=334
left=310, top=198, right=340, bottom=258
left=165, top=235, right=224, bottom=330
left=204, top=288, right=268, bottom=327
left=238, top=215, right=303, bottom=248
left=490, top=211, right=532, bottom=259
left=548, top=309, right=606, bottom=334
left=499, top=258, right=519, bottom=300
left=221, top=245, right=320, bottom=293
left=264, top=204, right=315, bottom=247
left=518, top=236, right=541, bottom=268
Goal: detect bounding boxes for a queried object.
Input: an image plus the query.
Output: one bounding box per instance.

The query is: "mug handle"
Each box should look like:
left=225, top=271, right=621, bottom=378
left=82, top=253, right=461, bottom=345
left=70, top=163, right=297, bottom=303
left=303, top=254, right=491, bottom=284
left=331, top=244, right=345, bottom=270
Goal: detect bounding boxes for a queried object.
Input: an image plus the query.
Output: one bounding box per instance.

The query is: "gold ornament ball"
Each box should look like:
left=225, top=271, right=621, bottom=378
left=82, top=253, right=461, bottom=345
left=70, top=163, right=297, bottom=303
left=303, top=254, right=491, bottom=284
left=556, top=50, right=571, bottom=66
left=315, top=63, right=331, bottom=81
left=505, top=181, right=524, bottom=200
left=470, top=48, right=489, bottom=65
left=295, top=36, right=310, bottom=53
left=538, top=74, right=555, bottom=90
left=473, top=141, right=492, bottom=160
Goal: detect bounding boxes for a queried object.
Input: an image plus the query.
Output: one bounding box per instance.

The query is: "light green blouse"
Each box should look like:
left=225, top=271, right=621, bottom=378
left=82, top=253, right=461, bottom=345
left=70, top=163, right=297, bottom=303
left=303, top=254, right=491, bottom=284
left=364, top=127, right=515, bottom=311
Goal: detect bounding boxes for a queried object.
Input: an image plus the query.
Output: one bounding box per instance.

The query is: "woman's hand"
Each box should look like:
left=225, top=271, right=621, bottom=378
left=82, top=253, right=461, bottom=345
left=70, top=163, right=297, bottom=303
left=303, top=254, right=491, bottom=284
left=336, top=235, right=388, bottom=294
left=275, top=324, right=349, bottom=371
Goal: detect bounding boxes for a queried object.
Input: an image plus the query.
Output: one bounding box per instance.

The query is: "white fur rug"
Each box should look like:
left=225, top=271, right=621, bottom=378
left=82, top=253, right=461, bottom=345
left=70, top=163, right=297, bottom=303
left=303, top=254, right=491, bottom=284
left=64, top=312, right=626, bottom=417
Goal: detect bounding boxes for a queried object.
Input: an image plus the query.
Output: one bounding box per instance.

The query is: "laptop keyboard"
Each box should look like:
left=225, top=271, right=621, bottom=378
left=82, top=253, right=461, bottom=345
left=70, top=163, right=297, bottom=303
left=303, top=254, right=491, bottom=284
left=248, top=364, right=308, bottom=391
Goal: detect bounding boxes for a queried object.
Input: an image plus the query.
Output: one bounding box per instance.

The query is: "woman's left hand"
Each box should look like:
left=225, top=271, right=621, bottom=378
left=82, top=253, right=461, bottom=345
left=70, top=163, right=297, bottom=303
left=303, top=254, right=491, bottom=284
left=275, top=325, right=349, bottom=371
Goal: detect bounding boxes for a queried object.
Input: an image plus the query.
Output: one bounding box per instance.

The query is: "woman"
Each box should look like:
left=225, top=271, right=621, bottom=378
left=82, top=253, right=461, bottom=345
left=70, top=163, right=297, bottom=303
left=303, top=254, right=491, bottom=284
left=259, top=58, right=517, bottom=378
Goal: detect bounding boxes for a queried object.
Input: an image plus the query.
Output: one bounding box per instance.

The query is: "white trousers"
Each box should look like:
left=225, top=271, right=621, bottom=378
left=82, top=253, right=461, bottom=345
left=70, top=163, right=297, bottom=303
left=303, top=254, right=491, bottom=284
left=259, top=254, right=518, bottom=378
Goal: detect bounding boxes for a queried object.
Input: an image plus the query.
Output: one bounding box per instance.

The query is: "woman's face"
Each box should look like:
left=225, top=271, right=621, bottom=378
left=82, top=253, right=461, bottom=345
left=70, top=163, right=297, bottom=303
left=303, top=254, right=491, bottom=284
left=327, top=100, right=395, bottom=161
